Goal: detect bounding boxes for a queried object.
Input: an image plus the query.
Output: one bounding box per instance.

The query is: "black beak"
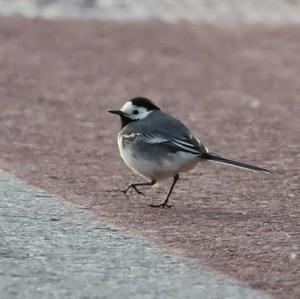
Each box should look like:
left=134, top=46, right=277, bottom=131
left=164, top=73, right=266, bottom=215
left=108, top=110, right=124, bottom=116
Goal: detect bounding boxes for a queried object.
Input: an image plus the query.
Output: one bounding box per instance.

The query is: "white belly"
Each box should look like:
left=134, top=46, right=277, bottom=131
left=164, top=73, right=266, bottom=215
left=118, top=135, right=199, bottom=181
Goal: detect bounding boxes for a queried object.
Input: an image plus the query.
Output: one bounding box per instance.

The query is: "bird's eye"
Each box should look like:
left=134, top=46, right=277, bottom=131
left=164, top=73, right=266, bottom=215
left=133, top=110, right=139, bottom=115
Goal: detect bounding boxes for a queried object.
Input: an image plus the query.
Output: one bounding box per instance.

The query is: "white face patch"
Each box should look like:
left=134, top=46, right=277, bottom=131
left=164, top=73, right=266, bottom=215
left=120, top=101, right=152, bottom=120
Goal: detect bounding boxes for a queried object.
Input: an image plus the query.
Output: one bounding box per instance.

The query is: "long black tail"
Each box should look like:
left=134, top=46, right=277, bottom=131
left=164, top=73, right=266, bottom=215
left=202, top=153, right=269, bottom=173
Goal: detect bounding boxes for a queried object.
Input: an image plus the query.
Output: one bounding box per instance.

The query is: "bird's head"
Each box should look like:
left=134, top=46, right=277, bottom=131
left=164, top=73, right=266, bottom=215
left=108, top=97, right=160, bottom=127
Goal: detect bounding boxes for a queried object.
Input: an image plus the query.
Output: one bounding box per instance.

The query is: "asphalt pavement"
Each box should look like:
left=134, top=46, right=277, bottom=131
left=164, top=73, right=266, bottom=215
left=1, top=0, right=300, bottom=23
left=0, top=170, right=273, bottom=299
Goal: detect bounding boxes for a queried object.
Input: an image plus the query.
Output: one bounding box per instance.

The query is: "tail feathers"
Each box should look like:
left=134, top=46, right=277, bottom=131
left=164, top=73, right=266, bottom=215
left=202, top=153, right=270, bottom=173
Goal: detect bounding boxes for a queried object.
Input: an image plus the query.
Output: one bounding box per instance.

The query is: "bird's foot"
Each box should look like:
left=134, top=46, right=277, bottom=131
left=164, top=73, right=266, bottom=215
left=148, top=202, right=173, bottom=208
left=121, top=184, right=145, bottom=196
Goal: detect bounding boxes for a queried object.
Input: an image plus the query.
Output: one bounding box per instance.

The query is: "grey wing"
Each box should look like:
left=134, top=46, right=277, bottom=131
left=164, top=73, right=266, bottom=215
left=138, top=131, right=208, bottom=156
left=125, top=110, right=208, bottom=155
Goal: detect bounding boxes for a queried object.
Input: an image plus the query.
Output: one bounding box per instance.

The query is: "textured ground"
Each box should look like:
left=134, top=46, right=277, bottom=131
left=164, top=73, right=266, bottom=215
left=0, top=17, right=299, bottom=298
left=0, top=170, right=272, bottom=299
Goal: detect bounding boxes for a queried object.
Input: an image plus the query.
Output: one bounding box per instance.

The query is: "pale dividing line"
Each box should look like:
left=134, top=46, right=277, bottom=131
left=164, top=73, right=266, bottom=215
left=0, top=0, right=300, bottom=23
left=0, top=170, right=273, bottom=299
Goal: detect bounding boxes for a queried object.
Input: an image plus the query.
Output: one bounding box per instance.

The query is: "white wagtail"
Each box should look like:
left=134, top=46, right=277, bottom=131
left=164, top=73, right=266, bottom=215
left=109, top=97, right=269, bottom=208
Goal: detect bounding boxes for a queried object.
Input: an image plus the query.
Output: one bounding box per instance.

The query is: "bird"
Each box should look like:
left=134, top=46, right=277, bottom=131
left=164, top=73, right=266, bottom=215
left=108, top=97, right=269, bottom=208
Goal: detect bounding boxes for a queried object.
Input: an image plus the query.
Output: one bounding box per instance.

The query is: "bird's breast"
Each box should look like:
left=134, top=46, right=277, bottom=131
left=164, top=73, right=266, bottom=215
left=117, top=132, right=199, bottom=181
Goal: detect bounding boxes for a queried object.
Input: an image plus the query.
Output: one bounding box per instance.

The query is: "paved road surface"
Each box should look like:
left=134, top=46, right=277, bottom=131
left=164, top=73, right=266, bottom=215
left=0, top=170, right=272, bottom=299
left=1, top=0, right=300, bottom=23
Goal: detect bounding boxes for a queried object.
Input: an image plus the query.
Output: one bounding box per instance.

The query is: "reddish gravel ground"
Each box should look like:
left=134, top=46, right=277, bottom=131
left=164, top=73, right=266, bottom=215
left=0, top=17, right=299, bottom=298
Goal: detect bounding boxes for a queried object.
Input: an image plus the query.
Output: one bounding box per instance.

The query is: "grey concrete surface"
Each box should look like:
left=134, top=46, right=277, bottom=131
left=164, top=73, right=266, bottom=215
left=0, top=0, right=300, bottom=23
left=0, top=170, right=272, bottom=299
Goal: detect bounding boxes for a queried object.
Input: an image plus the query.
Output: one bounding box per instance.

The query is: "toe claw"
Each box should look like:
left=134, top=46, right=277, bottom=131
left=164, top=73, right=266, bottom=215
left=132, top=186, right=144, bottom=196
left=149, top=203, right=173, bottom=208
left=120, top=185, right=145, bottom=196
left=120, top=188, right=129, bottom=194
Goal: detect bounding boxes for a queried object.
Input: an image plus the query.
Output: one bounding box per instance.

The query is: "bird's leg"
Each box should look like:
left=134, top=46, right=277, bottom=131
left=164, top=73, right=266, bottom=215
left=121, top=180, right=155, bottom=196
left=149, top=174, right=179, bottom=208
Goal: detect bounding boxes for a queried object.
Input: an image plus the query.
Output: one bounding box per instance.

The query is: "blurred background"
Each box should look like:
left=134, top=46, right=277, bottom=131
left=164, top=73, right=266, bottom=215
left=0, top=0, right=300, bottom=23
